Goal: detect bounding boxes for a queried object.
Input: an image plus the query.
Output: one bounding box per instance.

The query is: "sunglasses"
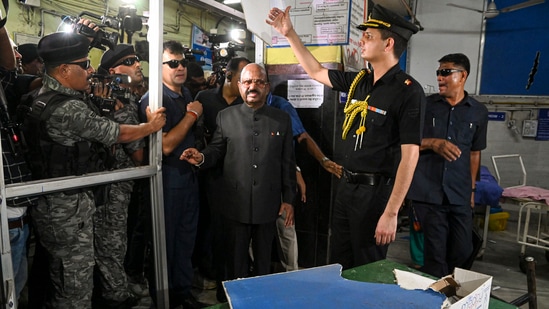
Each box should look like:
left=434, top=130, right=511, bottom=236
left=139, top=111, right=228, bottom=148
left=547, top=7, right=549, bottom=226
left=162, top=59, right=189, bottom=69
left=239, top=79, right=269, bottom=87
left=113, top=56, right=140, bottom=67
left=66, top=59, right=91, bottom=70
left=436, top=69, right=463, bottom=77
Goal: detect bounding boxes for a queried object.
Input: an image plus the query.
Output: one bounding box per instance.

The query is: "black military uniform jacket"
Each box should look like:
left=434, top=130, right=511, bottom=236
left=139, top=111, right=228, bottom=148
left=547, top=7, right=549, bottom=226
left=328, top=65, right=426, bottom=176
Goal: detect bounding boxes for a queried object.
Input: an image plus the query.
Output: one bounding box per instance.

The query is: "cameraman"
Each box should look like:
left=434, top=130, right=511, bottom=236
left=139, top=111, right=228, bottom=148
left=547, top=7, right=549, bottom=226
left=84, top=44, right=146, bottom=306
left=28, top=31, right=165, bottom=309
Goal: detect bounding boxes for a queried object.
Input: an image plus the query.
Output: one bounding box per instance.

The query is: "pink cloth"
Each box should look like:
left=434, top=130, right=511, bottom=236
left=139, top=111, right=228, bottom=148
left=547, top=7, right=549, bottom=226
left=502, top=186, right=549, bottom=205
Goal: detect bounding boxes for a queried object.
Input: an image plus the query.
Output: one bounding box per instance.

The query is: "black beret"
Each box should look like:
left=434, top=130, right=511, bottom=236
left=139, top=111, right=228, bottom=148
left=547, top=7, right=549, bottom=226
left=357, top=4, right=419, bottom=41
left=18, top=43, right=39, bottom=64
left=37, top=32, right=90, bottom=65
left=99, top=44, right=136, bottom=73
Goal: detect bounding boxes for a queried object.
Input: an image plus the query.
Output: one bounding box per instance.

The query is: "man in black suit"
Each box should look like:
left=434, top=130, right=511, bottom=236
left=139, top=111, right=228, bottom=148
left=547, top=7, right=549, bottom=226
left=180, top=63, right=296, bottom=280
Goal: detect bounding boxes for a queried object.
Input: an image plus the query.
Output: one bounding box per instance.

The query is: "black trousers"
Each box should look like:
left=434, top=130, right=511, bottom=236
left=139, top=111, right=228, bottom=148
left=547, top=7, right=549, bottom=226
left=416, top=198, right=473, bottom=278
left=125, top=178, right=150, bottom=281
left=224, top=217, right=276, bottom=280
left=330, top=178, right=393, bottom=270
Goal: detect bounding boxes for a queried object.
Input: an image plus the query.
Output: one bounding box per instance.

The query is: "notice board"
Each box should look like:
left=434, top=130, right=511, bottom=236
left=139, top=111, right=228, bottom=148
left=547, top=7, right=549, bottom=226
left=243, top=0, right=353, bottom=47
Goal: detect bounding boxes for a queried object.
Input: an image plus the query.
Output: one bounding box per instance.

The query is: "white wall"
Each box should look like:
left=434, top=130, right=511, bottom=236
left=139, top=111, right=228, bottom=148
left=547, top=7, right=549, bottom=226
left=483, top=109, right=549, bottom=188
left=408, top=0, right=484, bottom=95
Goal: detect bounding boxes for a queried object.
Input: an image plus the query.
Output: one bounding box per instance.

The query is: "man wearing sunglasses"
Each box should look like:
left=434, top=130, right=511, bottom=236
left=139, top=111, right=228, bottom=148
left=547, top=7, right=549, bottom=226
left=26, top=32, right=166, bottom=309
left=267, top=4, right=425, bottom=270
left=82, top=44, right=146, bottom=306
left=407, top=53, right=488, bottom=278
left=99, top=44, right=144, bottom=97
left=139, top=40, right=203, bottom=309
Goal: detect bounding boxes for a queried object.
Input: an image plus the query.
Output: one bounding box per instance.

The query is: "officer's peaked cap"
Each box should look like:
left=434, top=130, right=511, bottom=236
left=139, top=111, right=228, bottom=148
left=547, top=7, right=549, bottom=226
left=357, top=4, right=418, bottom=41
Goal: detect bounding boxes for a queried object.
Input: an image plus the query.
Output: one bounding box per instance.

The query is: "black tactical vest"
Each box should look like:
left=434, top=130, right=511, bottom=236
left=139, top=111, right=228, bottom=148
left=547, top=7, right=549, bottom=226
left=23, top=91, right=114, bottom=181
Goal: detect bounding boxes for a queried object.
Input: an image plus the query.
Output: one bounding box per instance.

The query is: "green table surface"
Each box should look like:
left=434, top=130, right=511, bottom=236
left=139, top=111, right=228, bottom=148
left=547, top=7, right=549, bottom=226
left=206, top=259, right=516, bottom=309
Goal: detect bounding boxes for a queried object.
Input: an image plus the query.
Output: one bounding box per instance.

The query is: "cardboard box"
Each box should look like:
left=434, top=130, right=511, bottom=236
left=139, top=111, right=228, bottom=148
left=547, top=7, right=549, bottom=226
left=394, top=267, right=493, bottom=309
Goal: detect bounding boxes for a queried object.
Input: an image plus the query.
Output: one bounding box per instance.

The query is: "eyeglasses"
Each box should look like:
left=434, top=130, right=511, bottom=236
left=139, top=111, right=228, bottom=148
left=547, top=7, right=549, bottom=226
left=113, top=56, right=140, bottom=67
left=66, top=59, right=91, bottom=70
left=436, top=69, right=463, bottom=77
left=239, top=79, right=269, bottom=87
left=162, top=59, right=189, bottom=69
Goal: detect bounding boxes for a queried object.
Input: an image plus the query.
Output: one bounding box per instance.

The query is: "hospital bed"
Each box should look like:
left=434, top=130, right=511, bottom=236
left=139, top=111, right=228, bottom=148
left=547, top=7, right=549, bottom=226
left=491, top=154, right=549, bottom=272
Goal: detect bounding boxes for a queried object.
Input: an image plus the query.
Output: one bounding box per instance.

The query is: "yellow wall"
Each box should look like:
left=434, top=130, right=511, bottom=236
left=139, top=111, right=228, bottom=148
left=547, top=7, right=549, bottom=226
left=266, top=46, right=342, bottom=65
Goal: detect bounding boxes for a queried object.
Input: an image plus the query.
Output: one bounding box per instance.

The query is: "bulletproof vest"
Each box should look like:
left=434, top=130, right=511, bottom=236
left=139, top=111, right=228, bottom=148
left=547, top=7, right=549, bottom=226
left=22, top=90, right=114, bottom=181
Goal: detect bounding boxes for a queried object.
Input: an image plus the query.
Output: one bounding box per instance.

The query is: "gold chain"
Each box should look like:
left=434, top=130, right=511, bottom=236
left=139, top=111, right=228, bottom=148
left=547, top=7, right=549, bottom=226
left=342, top=70, right=368, bottom=140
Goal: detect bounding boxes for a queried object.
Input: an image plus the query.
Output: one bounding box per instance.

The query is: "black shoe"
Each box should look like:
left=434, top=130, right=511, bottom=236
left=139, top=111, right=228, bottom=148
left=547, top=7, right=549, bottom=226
left=181, top=294, right=205, bottom=309
left=216, top=287, right=227, bottom=303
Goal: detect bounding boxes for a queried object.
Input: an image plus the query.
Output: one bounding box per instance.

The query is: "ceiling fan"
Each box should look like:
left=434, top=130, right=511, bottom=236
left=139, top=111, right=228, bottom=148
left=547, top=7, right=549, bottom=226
left=447, top=0, right=545, bottom=19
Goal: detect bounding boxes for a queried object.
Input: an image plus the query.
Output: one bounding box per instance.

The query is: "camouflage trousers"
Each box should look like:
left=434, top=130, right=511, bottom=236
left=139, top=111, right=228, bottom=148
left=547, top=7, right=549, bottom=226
left=30, top=190, right=95, bottom=309
left=94, top=181, right=134, bottom=302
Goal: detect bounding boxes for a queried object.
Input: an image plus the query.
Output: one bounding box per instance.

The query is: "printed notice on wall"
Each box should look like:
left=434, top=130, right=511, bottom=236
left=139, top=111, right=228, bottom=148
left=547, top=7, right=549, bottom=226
left=267, top=0, right=352, bottom=46
left=287, top=80, right=324, bottom=108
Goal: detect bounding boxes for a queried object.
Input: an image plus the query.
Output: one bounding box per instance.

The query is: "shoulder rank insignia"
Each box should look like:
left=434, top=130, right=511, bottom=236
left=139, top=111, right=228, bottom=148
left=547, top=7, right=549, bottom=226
left=404, top=79, right=412, bottom=86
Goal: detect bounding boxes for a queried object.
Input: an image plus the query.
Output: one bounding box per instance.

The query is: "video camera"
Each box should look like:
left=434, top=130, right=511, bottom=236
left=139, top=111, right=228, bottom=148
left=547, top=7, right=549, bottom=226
left=90, top=74, right=132, bottom=118
left=184, top=47, right=207, bottom=65
left=64, top=5, right=144, bottom=50
left=64, top=12, right=120, bottom=50
left=211, top=42, right=245, bottom=85
left=207, top=28, right=247, bottom=86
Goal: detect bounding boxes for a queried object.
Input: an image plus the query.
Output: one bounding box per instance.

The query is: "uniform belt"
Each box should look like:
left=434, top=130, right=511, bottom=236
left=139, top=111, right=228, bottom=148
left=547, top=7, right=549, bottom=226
left=343, top=168, right=393, bottom=186
left=8, top=216, right=28, bottom=230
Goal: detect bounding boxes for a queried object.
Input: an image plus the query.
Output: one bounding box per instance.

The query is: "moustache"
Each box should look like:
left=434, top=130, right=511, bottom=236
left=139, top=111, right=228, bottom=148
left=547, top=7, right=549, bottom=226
left=246, top=90, right=259, bottom=95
